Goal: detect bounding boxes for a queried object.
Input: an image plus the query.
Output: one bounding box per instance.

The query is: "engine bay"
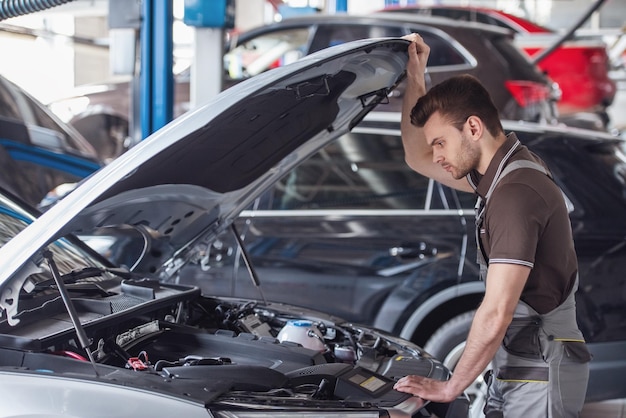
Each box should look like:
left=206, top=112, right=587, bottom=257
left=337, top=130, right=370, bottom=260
left=0, top=276, right=459, bottom=414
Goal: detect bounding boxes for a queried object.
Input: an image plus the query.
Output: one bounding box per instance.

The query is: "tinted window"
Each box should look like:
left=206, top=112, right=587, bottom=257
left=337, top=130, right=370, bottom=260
left=0, top=81, right=21, bottom=120
left=429, top=8, right=472, bottom=21
left=309, top=25, right=466, bottom=68
left=267, top=131, right=438, bottom=210
left=309, top=24, right=405, bottom=53
left=0, top=153, right=85, bottom=207
left=0, top=77, right=95, bottom=157
left=416, top=31, right=467, bottom=67
left=513, top=131, right=626, bottom=218
left=488, top=35, right=539, bottom=80
left=0, top=203, right=101, bottom=276
left=429, top=8, right=512, bottom=30
left=475, top=13, right=513, bottom=29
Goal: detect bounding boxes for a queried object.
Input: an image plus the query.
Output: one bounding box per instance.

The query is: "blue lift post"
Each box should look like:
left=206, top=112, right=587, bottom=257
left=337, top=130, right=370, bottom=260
left=140, top=0, right=174, bottom=139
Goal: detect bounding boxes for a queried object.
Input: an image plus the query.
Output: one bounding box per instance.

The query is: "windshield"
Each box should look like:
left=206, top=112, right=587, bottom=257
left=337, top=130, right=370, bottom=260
left=0, top=194, right=116, bottom=324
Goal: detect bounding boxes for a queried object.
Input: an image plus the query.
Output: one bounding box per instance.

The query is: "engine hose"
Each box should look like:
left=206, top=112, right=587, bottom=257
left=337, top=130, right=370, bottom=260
left=0, top=0, right=77, bottom=21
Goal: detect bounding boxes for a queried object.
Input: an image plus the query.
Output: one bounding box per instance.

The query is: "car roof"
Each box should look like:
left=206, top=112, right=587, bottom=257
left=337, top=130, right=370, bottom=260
left=380, top=5, right=553, bottom=33
left=241, top=11, right=514, bottom=38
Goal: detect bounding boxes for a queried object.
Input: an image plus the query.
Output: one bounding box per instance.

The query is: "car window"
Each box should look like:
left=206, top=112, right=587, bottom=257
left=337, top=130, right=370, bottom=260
left=428, top=8, right=511, bottom=30
left=0, top=203, right=101, bottom=279
left=554, top=138, right=626, bottom=216
left=429, top=8, right=472, bottom=22
left=228, top=25, right=467, bottom=81
left=225, top=27, right=310, bottom=79
left=309, top=24, right=466, bottom=68
left=415, top=30, right=467, bottom=67
left=0, top=80, right=22, bottom=120
left=474, top=13, right=512, bottom=29
left=0, top=77, right=95, bottom=157
left=309, top=24, right=405, bottom=53
left=266, top=131, right=441, bottom=210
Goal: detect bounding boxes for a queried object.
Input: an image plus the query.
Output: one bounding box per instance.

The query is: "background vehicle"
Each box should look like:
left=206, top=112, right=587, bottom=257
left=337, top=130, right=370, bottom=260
left=0, top=74, right=101, bottom=207
left=380, top=5, right=617, bottom=128
left=49, top=13, right=558, bottom=161
left=170, top=112, right=626, bottom=407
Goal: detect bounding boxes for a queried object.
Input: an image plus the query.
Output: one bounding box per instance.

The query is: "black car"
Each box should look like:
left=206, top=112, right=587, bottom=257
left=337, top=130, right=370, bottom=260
left=226, top=12, right=557, bottom=119
left=164, top=111, right=626, bottom=408
left=49, top=12, right=559, bottom=161
left=0, top=74, right=101, bottom=207
left=377, top=5, right=617, bottom=129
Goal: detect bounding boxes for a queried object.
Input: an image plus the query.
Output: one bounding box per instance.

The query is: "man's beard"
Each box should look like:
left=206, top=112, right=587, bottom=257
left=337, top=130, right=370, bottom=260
left=451, top=132, right=480, bottom=180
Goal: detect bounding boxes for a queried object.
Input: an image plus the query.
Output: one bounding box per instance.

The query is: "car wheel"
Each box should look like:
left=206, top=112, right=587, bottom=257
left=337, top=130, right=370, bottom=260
left=424, top=310, right=490, bottom=418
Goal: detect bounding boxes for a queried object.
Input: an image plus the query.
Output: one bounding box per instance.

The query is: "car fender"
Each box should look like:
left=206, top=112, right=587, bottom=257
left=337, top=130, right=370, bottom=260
left=397, top=281, right=485, bottom=342
left=0, top=372, right=209, bottom=417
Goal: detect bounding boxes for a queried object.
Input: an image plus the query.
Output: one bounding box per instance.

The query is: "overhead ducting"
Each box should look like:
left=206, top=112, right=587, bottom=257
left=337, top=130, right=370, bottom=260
left=0, top=0, right=77, bottom=21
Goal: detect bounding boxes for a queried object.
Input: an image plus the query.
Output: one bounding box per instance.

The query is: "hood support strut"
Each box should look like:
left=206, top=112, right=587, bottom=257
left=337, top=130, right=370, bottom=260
left=230, top=223, right=268, bottom=305
left=44, top=249, right=100, bottom=377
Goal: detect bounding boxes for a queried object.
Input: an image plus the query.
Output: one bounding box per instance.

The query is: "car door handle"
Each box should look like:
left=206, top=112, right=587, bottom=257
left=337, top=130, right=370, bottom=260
left=389, top=242, right=437, bottom=260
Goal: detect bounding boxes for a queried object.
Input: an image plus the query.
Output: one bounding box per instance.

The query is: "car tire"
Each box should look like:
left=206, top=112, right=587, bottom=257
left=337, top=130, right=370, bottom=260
left=424, top=310, right=489, bottom=418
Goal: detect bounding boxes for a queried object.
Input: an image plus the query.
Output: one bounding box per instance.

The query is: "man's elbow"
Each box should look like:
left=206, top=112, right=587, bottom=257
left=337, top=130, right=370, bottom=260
left=478, top=304, right=516, bottom=336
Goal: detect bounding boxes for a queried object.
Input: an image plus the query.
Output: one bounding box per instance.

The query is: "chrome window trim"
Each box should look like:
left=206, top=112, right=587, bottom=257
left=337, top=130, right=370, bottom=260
left=240, top=208, right=475, bottom=218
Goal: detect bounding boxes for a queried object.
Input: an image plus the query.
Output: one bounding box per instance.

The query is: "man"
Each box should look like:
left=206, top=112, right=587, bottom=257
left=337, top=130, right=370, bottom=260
left=393, top=34, right=591, bottom=417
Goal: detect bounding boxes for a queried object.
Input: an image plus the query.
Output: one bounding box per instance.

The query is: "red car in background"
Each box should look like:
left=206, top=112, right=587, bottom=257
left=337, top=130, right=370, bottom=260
left=381, top=5, right=617, bottom=127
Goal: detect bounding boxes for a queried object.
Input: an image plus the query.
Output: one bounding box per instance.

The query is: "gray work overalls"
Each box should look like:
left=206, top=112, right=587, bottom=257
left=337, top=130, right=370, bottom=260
left=474, top=160, right=591, bottom=418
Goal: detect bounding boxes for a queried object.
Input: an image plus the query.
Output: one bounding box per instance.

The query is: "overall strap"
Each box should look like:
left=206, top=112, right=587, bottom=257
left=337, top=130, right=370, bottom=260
left=485, top=160, right=550, bottom=201
left=475, top=159, right=551, bottom=278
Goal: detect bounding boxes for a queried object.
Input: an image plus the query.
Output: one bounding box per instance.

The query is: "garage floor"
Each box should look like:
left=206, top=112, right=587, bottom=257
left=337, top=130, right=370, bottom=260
left=582, top=399, right=626, bottom=417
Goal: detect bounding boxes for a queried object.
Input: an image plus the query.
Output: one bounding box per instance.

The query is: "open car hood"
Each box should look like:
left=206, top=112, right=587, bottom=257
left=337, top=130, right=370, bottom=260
left=0, top=38, right=409, bottom=308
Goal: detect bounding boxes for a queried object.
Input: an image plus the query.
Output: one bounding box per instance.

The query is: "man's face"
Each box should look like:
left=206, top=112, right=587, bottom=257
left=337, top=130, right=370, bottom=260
left=424, top=111, right=480, bottom=180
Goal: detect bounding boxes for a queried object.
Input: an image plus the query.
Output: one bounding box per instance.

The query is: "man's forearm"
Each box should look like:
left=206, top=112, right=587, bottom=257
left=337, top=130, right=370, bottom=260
left=400, top=39, right=431, bottom=172
left=446, top=305, right=510, bottom=396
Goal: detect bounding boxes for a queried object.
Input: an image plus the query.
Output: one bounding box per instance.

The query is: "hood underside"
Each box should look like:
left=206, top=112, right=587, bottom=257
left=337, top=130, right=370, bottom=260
left=0, top=38, right=409, bottom=300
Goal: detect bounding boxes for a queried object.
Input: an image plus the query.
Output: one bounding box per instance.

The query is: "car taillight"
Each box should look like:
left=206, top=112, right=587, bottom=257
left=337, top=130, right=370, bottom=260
left=504, top=80, right=550, bottom=107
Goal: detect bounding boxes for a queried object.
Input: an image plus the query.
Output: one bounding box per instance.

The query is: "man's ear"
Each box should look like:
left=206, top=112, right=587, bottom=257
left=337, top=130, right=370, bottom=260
left=465, top=115, right=483, bottom=140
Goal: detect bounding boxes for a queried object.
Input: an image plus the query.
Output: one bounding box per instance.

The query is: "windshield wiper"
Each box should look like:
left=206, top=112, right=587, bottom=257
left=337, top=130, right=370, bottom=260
left=43, top=249, right=100, bottom=377
left=33, top=265, right=135, bottom=290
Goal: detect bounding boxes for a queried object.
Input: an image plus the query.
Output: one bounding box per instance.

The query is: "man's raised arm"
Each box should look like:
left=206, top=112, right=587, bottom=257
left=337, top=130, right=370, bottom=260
left=401, top=34, right=472, bottom=192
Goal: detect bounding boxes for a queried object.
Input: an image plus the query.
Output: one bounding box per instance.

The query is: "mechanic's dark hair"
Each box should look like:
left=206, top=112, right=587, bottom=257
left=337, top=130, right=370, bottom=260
left=410, top=74, right=504, bottom=137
